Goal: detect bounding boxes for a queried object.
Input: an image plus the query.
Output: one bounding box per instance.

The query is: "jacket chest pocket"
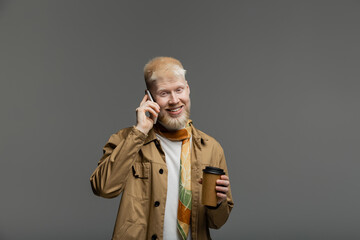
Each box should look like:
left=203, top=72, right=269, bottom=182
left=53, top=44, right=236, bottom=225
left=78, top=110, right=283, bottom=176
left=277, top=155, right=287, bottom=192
left=126, top=162, right=151, bottom=200
left=132, top=162, right=150, bottom=179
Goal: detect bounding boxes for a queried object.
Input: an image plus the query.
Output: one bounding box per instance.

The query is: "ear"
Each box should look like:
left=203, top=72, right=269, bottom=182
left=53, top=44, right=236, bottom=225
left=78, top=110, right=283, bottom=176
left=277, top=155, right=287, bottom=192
left=186, top=80, right=190, bottom=94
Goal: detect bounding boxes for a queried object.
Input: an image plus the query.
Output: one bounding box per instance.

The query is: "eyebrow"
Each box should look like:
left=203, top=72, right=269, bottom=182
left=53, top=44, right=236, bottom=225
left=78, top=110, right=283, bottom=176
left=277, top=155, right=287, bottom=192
left=156, top=85, right=185, bottom=93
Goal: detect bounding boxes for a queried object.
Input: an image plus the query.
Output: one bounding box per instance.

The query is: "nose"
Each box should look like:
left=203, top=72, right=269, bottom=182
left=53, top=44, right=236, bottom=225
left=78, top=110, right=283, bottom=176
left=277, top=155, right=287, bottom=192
left=169, top=91, right=179, bottom=104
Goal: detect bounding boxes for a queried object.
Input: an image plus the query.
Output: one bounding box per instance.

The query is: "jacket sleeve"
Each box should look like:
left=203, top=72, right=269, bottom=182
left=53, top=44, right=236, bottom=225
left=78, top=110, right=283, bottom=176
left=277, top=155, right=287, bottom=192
left=90, top=127, right=147, bottom=198
left=206, top=146, right=234, bottom=229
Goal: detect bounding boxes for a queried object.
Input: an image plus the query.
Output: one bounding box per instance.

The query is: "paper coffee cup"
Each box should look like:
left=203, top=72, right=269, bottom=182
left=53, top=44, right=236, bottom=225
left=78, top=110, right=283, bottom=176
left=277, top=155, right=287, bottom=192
left=202, top=166, right=225, bottom=207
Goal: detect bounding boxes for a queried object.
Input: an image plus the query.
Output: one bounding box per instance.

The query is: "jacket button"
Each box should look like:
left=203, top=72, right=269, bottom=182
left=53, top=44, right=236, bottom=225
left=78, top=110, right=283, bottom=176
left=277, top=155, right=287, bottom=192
left=155, top=140, right=160, bottom=147
left=151, top=234, right=157, bottom=240
left=154, top=201, right=160, bottom=207
left=159, top=168, right=164, bottom=174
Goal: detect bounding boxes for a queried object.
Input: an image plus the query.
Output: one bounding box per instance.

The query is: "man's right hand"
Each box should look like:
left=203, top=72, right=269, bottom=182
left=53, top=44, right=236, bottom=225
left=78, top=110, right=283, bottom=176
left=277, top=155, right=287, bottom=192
left=135, top=94, right=160, bottom=135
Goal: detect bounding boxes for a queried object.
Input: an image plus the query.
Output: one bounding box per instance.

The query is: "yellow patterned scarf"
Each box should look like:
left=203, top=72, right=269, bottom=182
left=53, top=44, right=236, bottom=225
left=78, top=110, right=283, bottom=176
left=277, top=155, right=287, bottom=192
left=154, top=121, right=192, bottom=240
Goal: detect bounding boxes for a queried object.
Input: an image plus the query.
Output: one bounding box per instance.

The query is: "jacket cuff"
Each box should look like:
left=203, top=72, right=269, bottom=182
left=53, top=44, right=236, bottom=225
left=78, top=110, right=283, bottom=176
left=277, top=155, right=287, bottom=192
left=206, top=201, right=222, bottom=210
left=132, top=126, right=148, bottom=141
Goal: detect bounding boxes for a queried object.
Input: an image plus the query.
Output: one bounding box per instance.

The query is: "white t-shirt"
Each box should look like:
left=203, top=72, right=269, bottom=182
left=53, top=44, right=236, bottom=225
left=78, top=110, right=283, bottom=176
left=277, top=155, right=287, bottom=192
left=156, top=134, right=192, bottom=240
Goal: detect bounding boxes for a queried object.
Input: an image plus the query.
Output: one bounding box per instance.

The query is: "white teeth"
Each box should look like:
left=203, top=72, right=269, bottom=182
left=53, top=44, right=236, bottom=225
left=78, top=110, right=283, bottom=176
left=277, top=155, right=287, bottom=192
left=169, top=107, right=181, bottom=112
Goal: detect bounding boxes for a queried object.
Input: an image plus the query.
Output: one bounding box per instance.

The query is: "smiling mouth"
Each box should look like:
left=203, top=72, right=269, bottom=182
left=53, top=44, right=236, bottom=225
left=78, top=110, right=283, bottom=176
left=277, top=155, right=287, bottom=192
left=166, top=106, right=183, bottom=114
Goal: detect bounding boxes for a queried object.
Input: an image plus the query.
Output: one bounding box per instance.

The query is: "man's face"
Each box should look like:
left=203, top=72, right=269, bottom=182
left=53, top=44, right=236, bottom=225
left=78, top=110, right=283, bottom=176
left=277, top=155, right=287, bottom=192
left=150, top=71, right=191, bottom=130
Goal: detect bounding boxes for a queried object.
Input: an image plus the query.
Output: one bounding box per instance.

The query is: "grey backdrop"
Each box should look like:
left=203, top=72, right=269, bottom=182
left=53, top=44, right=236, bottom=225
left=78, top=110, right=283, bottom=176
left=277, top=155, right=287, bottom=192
left=1, top=1, right=360, bottom=239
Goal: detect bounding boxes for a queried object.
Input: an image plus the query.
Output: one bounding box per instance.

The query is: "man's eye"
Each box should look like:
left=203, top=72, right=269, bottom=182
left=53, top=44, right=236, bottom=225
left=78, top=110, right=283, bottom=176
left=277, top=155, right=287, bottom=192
left=176, top=88, right=183, bottom=93
left=160, top=92, right=167, bottom=97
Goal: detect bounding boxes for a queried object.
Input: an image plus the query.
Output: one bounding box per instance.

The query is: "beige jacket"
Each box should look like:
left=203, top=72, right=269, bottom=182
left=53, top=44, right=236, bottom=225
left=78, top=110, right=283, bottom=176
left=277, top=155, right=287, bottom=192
left=90, top=122, right=234, bottom=240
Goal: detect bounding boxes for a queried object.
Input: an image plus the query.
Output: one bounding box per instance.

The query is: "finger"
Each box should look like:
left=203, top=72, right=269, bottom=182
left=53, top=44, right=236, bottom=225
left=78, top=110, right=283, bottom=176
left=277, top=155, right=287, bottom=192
left=220, top=175, right=229, bottom=180
left=216, top=192, right=227, bottom=199
left=137, top=106, right=157, bottom=116
left=154, top=102, right=161, bottom=111
left=140, top=94, right=149, bottom=105
left=143, top=107, right=158, bottom=118
left=216, top=179, right=229, bottom=187
left=215, top=186, right=228, bottom=193
left=146, top=101, right=160, bottom=112
left=141, top=100, right=160, bottom=112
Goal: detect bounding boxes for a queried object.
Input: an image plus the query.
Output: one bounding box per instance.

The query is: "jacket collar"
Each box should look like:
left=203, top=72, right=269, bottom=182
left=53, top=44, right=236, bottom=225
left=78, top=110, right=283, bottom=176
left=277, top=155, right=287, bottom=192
left=143, top=128, right=158, bottom=145
left=190, top=121, right=208, bottom=147
left=143, top=120, right=208, bottom=147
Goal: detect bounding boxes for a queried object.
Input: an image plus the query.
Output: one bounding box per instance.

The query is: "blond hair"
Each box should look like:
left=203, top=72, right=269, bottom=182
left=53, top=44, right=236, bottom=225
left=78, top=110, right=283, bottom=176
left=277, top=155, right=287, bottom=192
left=144, top=56, right=186, bottom=89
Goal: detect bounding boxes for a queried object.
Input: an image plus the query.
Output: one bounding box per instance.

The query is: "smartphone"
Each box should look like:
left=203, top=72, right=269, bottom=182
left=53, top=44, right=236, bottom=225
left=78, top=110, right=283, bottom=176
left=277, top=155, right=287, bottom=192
left=145, top=89, right=157, bottom=124
left=146, top=89, right=155, bottom=102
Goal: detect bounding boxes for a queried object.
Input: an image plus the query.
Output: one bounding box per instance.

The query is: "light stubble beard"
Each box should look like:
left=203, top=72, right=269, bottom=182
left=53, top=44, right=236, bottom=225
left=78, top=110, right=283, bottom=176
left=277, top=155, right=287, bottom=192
left=158, top=102, right=191, bottom=131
